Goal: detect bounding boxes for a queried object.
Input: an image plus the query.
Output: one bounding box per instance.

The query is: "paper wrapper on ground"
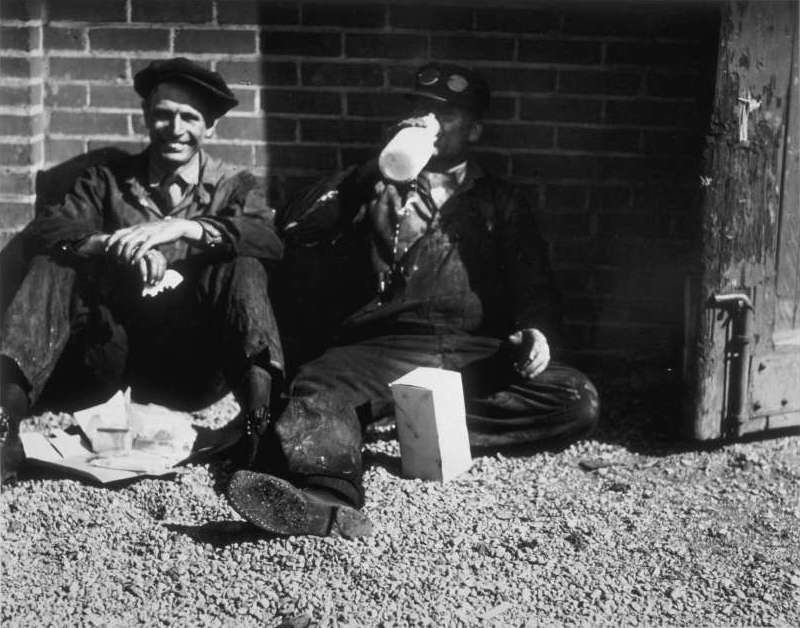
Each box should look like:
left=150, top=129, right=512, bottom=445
left=389, top=367, right=472, bottom=482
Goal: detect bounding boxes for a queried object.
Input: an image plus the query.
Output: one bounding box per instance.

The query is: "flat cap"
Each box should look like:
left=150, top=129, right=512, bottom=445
left=134, top=57, right=238, bottom=120
left=411, top=62, right=491, bottom=116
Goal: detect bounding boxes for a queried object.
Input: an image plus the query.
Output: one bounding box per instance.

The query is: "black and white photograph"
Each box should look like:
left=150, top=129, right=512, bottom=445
left=0, top=0, right=798, bottom=625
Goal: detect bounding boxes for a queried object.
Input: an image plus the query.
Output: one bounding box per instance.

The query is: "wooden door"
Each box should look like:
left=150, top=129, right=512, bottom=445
left=686, top=0, right=800, bottom=440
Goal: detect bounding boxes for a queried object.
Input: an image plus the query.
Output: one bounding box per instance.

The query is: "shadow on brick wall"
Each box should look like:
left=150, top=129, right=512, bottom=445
left=0, top=147, right=131, bottom=321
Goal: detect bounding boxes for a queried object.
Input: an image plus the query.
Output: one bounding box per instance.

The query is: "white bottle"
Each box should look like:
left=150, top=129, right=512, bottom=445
left=378, top=113, right=440, bottom=183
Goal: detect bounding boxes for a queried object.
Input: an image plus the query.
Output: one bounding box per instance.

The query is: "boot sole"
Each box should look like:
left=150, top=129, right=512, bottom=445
left=226, top=470, right=373, bottom=539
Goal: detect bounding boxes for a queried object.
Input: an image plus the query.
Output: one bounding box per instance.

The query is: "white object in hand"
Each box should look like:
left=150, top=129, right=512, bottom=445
left=141, top=269, right=183, bottom=297
left=378, top=114, right=440, bottom=183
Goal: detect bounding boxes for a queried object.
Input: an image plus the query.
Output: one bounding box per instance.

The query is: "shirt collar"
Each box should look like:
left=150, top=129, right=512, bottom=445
left=147, top=149, right=201, bottom=188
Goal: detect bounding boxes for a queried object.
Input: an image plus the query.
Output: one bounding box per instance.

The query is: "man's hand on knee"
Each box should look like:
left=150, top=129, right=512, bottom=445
left=136, top=249, right=168, bottom=287
left=509, top=328, right=550, bottom=379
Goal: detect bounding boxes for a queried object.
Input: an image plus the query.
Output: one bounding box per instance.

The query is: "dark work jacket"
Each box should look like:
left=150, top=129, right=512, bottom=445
left=24, top=149, right=283, bottom=265
left=275, top=160, right=562, bottom=367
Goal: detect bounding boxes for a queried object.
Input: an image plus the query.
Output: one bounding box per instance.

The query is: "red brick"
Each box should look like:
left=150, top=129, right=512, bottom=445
left=48, top=0, right=126, bottom=22
left=45, top=138, right=84, bottom=164
left=214, top=116, right=296, bottom=142
left=130, top=57, right=211, bottom=77
left=483, top=96, right=516, bottom=121
left=643, top=130, right=698, bottom=155
left=597, top=211, right=670, bottom=238
left=599, top=155, right=698, bottom=182
left=521, top=97, right=602, bottom=123
left=50, top=111, right=129, bottom=135
left=45, top=83, right=86, bottom=108
left=90, top=84, right=141, bottom=109
left=0, top=202, right=34, bottom=229
left=0, top=114, right=43, bottom=136
left=0, top=84, right=42, bottom=107
left=537, top=210, right=592, bottom=238
left=132, top=0, right=212, bottom=23
left=302, top=3, right=385, bottom=28
left=481, top=123, right=553, bottom=149
left=216, top=60, right=296, bottom=86
left=431, top=35, right=513, bottom=61
left=0, top=26, right=40, bottom=50
left=545, top=185, right=587, bottom=210
left=475, top=8, right=558, bottom=33
left=261, top=31, right=341, bottom=57
left=340, top=146, right=373, bottom=167
left=231, top=87, right=256, bottom=112
left=43, top=27, right=85, bottom=50
left=346, top=34, right=427, bottom=60
left=605, top=99, right=698, bottom=127
left=562, top=10, right=650, bottom=36
left=301, top=62, right=383, bottom=87
left=175, top=29, right=256, bottom=55
left=0, top=141, right=41, bottom=165
left=261, top=89, right=341, bottom=115
left=203, top=143, right=253, bottom=166
left=519, top=40, right=602, bottom=65
left=512, top=154, right=600, bottom=181
left=87, top=139, right=146, bottom=153
left=0, top=56, right=43, bottom=78
left=589, top=186, right=631, bottom=210
left=646, top=72, right=700, bottom=98
left=217, top=1, right=298, bottom=26
left=261, top=89, right=341, bottom=114
left=0, top=169, right=35, bottom=195
left=269, top=144, right=338, bottom=170
left=49, top=57, right=126, bottom=81
left=558, top=127, right=640, bottom=153
left=346, top=92, right=409, bottom=119
left=559, top=70, right=641, bottom=96
left=0, top=0, right=43, bottom=21
left=606, top=42, right=704, bottom=68
left=472, top=150, right=509, bottom=175
left=300, top=117, right=385, bottom=144
left=90, top=28, right=170, bottom=52
left=479, top=68, right=555, bottom=93
left=389, top=5, right=473, bottom=30
left=647, top=6, right=719, bottom=40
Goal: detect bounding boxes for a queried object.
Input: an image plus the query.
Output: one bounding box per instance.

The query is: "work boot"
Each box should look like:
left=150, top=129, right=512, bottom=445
left=0, top=408, right=24, bottom=485
left=0, top=378, right=30, bottom=485
left=226, top=470, right=373, bottom=538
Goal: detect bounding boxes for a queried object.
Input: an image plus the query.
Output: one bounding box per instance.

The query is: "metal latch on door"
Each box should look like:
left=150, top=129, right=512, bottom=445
left=708, top=293, right=753, bottom=436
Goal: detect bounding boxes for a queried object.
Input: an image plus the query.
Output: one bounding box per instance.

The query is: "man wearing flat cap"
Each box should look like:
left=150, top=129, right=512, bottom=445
left=0, top=58, right=283, bottom=479
left=225, top=62, right=600, bottom=538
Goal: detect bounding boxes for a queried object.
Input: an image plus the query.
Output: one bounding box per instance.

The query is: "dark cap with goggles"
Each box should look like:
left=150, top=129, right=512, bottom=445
left=410, top=62, right=490, bottom=116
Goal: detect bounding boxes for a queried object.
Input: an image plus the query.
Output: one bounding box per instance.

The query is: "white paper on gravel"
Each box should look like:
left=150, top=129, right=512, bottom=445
left=389, top=367, right=472, bottom=482
left=20, top=388, right=197, bottom=483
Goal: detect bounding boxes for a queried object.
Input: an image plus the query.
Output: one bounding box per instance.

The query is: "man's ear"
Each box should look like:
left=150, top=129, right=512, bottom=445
left=141, top=99, right=151, bottom=126
left=204, top=119, right=217, bottom=138
left=468, top=120, right=483, bottom=143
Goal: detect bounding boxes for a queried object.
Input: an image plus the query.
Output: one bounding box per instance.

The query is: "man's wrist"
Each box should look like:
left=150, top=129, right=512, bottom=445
left=181, top=218, right=204, bottom=242
left=74, top=233, right=110, bottom=256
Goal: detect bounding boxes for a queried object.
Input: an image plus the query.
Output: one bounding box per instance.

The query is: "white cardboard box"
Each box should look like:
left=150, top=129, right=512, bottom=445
left=389, top=367, right=472, bottom=482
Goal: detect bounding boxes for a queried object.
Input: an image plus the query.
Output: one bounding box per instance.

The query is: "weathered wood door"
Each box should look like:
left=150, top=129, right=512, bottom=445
left=686, top=0, right=800, bottom=440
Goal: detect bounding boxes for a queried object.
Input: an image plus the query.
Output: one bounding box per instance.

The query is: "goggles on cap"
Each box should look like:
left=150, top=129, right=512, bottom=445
left=417, top=66, right=470, bottom=94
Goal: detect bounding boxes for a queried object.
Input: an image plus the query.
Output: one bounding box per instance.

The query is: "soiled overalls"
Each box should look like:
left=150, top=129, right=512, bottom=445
left=267, top=162, right=600, bottom=508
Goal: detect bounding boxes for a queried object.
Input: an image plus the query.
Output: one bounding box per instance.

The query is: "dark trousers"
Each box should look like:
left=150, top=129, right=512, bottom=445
left=272, top=334, right=599, bottom=507
left=0, top=254, right=282, bottom=411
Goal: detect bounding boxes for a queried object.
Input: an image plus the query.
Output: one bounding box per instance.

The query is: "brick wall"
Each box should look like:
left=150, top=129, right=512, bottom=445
left=0, top=0, right=719, bottom=371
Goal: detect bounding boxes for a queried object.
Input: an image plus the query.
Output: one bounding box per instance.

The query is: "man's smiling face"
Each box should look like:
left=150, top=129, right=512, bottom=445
left=143, top=82, right=215, bottom=169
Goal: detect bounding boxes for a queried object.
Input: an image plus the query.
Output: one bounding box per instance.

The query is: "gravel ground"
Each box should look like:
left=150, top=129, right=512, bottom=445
left=2, top=382, right=799, bottom=627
